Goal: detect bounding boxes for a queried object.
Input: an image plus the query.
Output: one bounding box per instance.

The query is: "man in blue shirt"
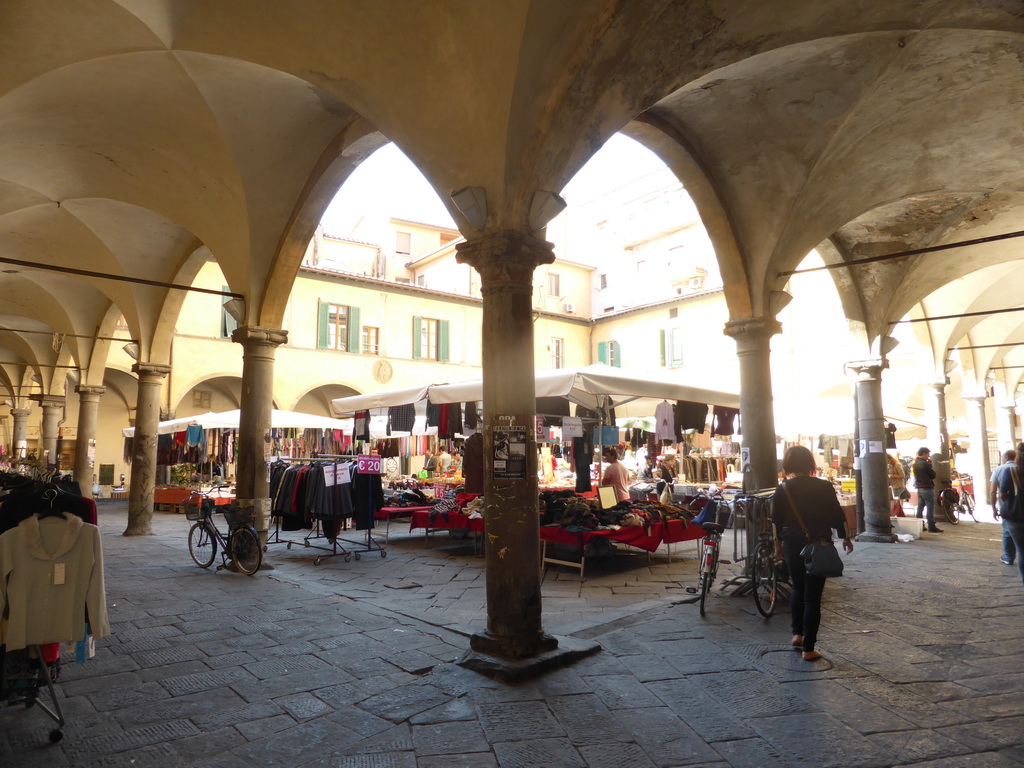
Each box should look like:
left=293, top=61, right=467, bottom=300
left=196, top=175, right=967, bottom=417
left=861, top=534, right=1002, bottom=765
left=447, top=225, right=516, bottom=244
left=991, top=449, right=1017, bottom=565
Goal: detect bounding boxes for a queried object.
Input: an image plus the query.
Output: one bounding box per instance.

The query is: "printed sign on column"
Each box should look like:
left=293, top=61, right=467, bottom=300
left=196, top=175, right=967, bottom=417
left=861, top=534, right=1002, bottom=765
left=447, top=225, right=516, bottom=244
left=535, top=415, right=549, bottom=443
left=493, top=414, right=528, bottom=480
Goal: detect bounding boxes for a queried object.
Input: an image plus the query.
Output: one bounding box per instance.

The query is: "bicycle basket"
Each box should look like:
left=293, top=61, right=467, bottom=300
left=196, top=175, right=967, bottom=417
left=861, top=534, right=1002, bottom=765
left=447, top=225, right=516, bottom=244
left=184, top=499, right=205, bottom=521
left=222, top=504, right=256, bottom=530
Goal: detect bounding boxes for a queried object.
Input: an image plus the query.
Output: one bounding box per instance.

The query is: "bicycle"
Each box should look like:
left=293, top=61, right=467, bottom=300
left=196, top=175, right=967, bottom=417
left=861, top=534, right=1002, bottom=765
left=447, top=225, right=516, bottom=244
left=185, top=489, right=263, bottom=576
left=696, top=521, right=727, bottom=617
left=952, top=471, right=978, bottom=522
left=751, top=502, right=786, bottom=618
left=937, top=480, right=960, bottom=526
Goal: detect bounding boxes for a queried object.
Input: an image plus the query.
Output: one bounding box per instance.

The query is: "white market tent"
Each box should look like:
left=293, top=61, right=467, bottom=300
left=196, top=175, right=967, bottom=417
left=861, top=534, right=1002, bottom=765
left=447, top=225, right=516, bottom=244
left=123, top=409, right=352, bottom=437
left=330, top=364, right=739, bottom=421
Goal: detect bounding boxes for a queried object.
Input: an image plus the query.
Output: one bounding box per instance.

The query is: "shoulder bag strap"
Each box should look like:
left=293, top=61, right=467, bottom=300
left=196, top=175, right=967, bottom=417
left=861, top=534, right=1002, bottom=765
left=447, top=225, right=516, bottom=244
left=1012, top=466, right=1020, bottom=497
left=780, top=481, right=810, bottom=537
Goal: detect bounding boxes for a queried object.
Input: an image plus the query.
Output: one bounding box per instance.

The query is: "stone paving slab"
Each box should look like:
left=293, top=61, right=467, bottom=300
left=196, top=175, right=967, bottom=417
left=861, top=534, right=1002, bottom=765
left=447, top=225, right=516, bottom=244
left=2, top=503, right=1023, bottom=766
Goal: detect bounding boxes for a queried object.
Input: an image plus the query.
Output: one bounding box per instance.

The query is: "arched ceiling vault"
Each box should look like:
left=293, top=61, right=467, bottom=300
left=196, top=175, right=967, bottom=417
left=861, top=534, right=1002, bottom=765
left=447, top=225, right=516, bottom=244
left=0, top=1, right=1022, bottom=401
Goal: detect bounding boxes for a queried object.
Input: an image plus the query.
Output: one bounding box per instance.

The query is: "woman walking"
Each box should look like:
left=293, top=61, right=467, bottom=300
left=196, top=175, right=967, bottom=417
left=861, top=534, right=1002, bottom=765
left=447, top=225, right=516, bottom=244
left=773, top=445, right=854, bottom=660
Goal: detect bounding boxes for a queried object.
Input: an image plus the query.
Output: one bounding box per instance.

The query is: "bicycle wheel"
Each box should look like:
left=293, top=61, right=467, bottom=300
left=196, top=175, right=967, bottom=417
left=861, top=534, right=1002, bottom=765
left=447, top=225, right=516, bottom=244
left=698, top=571, right=712, bottom=617
left=752, top=543, right=779, bottom=618
left=942, top=499, right=959, bottom=525
left=188, top=522, right=217, bottom=568
left=230, top=526, right=263, bottom=576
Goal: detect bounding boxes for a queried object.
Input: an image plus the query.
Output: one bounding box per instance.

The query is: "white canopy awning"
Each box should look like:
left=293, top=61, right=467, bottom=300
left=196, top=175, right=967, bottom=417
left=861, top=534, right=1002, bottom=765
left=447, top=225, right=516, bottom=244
left=123, top=409, right=351, bottom=437
left=329, top=364, right=739, bottom=421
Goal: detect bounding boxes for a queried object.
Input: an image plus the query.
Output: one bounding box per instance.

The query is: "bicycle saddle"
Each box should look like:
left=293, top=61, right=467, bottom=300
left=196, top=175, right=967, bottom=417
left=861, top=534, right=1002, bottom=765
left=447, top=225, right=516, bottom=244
left=701, top=522, right=725, bottom=534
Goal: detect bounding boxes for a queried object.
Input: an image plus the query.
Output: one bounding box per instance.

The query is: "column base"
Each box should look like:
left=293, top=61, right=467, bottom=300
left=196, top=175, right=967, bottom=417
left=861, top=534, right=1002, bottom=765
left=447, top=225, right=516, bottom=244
left=855, top=532, right=898, bottom=543
left=459, top=633, right=598, bottom=682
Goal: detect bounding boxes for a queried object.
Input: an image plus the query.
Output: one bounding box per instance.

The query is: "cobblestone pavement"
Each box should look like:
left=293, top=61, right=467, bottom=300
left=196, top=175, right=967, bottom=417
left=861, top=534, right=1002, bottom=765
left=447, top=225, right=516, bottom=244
left=2, top=502, right=1022, bottom=767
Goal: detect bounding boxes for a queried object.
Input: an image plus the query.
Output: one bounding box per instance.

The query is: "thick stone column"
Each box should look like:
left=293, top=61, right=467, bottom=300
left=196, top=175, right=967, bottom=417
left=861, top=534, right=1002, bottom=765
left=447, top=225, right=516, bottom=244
left=963, top=393, right=992, bottom=513
left=456, top=231, right=558, bottom=659
left=30, top=395, right=65, bottom=468
left=723, top=318, right=780, bottom=493
left=11, top=407, right=30, bottom=458
left=126, top=363, right=170, bottom=536
left=848, top=361, right=895, bottom=542
left=231, top=326, right=288, bottom=543
left=923, top=378, right=952, bottom=487
left=74, top=385, right=105, bottom=498
left=995, top=401, right=1017, bottom=454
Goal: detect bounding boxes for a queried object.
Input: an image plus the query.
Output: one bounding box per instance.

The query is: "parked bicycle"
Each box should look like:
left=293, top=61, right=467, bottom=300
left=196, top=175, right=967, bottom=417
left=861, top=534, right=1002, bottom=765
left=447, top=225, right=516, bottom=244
left=750, top=500, right=788, bottom=618
left=951, top=471, right=978, bottom=522
left=937, top=480, right=961, bottom=526
left=185, top=488, right=263, bottom=575
left=695, top=521, right=728, bottom=617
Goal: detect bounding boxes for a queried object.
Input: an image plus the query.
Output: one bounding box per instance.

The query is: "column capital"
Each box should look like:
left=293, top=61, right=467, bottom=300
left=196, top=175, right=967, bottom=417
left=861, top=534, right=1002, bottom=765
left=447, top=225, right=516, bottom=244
left=962, top=391, right=988, bottom=404
left=75, top=384, right=106, bottom=399
left=846, top=358, right=888, bottom=380
left=28, top=394, right=65, bottom=409
left=455, top=230, right=555, bottom=286
left=722, top=316, right=782, bottom=347
left=10, top=407, right=31, bottom=418
left=923, top=376, right=950, bottom=392
left=132, top=362, right=171, bottom=382
left=231, top=325, right=289, bottom=348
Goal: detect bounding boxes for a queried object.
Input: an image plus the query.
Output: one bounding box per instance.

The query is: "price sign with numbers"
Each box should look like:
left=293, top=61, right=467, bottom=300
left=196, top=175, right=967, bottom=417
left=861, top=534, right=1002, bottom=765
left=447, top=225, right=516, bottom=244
left=357, top=454, right=381, bottom=474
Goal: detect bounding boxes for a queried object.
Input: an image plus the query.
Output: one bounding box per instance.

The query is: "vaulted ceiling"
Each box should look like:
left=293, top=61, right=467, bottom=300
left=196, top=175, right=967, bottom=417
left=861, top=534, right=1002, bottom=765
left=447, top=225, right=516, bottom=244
left=2, top=0, right=1022, bottom=402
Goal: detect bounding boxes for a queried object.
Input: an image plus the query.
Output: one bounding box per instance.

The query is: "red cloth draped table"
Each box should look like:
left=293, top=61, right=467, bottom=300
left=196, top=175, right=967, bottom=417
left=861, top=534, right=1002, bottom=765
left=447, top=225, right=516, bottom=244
left=409, top=510, right=485, bottom=550
left=540, top=519, right=704, bottom=577
left=376, top=506, right=432, bottom=540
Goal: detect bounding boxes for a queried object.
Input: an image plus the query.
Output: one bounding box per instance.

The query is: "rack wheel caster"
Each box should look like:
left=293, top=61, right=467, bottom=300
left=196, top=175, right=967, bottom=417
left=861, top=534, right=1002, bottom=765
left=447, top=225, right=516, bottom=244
left=49, top=729, right=63, bottom=743
left=344, top=554, right=351, bottom=563
left=381, top=550, right=387, bottom=558
left=355, top=553, right=361, bottom=561
left=287, top=542, right=292, bottom=550
left=314, top=557, right=322, bottom=566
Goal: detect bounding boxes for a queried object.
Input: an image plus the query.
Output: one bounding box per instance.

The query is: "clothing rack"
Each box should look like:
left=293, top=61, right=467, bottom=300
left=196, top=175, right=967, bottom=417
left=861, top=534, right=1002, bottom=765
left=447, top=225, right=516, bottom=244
left=266, top=455, right=386, bottom=564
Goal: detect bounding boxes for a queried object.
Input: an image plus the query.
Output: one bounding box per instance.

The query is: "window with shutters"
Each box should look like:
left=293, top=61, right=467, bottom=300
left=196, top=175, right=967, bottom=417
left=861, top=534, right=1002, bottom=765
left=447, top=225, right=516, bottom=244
left=597, top=340, right=621, bottom=368
left=412, top=317, right=449, bottom=362
left=396, top=231, right=411, bottom=255
left=549, top=338, right=564, bottom=369
left=317, top=301, right=361, bottom=352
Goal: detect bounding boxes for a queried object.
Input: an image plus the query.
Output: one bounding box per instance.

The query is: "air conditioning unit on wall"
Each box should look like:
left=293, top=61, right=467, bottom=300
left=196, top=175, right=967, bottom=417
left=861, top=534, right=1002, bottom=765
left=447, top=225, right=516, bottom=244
left=563, top=302, right=575, bottom=314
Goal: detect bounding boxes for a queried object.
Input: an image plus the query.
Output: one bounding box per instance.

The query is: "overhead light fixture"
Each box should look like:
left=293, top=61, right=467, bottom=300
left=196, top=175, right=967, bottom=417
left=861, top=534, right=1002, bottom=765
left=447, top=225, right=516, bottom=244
left=222, top=297, right=246, bottom=324
left=122, top=342, right=140, bottom=360
left=879, top=336, right=900, bottom=356
left=450, top=186, right=487, bottom=231
left=528, top=190, right=567, bottom=232
left=944, top=359, right=958, bottom=375
left=768, top=290, right=793, bottom=316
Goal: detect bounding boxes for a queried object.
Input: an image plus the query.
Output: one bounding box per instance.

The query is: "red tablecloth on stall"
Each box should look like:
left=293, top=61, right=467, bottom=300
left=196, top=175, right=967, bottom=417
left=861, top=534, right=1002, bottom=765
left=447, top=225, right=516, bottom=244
left=376, top=505, right=431, bottom=521
left=409, top=510, right=485, bottom=533
left=539, top=519, right=703, bottom=552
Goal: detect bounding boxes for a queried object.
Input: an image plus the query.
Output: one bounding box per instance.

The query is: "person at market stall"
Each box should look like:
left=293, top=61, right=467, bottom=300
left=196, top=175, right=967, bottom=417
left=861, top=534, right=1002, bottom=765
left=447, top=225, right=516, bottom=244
left=638, top=452, right=658, bottom=483
left=773, top=444, right=854, bottom=662
left=657, top=452, right=678, bottom=498
left=601, top=446, right=631, bottom=503
left=423, top=449, right=438, bottom=477
left=437, top=447, right=452, bottom=475
left=991, top=449, right=1017, bottom=566
left=886, top=452, right=906, bottom=501
left=997, top=443, right=1024, bottom=584
left=913, top=446, right=942, bottom=532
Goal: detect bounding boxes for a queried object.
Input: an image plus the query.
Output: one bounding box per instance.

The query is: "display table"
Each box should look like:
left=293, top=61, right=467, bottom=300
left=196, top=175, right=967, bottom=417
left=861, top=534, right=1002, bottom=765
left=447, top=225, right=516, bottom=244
left=155, top=486, right=234, bottom=512
left=376, top=506, right=432, bottom=540
left=409, top=511, right=485, bottom=548
left=539, top=519, right=704, bottom=577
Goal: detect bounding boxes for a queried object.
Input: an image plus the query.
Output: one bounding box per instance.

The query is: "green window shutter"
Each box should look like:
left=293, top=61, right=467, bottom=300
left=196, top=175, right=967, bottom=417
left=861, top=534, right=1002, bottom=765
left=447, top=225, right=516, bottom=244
left=412, top=316, right=423, bottom=359
left=317, top=301, right=330, bottom=349
left=597, top=341, right=607, bottom=364
left=609, top=340, right=621, bottom=367
left=670, top=328, right=683, bottom=366
left=220, top=285, right=238, bottom=338
left=659, top=330, right=666, bottom=367
left=347, top=306, right=361, bottom=352
left=438, top=320, right=450, bottom=363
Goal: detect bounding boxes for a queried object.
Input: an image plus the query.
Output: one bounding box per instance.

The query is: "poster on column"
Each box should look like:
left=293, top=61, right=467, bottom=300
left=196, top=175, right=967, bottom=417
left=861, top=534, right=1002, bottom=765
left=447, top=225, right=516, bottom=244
left=535, top=415, right=550, bottom=443
left=492, top=415, right=527, bottom=480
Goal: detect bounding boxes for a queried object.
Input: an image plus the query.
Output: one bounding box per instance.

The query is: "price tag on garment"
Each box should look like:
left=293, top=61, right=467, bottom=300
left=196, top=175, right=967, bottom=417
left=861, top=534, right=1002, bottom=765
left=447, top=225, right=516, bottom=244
left=53, top=562, right=65, bottom=586
left=336, top=463, right=351, bottom=484
left=323, top=464, right=336, bottom=487
left=357, top=454, right=381, bottom=474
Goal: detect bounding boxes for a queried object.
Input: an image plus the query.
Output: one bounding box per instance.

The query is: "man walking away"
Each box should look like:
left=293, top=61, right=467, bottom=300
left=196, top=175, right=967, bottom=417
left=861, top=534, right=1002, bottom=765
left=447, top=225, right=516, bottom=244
left=991, top=449, right=1017, bottom=565
left=913, top=447, right=942, bottom=533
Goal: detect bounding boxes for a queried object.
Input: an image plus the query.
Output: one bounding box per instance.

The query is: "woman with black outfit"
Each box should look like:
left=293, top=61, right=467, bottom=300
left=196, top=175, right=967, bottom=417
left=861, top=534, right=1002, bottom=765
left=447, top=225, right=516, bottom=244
left=773, top=445, right=853, bottom=661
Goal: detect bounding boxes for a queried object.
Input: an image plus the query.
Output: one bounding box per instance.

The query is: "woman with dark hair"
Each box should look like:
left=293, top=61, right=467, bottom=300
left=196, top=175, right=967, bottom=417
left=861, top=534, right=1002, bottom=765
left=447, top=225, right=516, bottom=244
left=773, top=445, right=853, bottom=661
left=997, top=442, right=1024, bottom=585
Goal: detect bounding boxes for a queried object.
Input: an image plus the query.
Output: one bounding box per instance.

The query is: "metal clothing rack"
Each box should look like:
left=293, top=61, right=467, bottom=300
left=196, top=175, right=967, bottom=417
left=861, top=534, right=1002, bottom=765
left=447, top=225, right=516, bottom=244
left=266, top=455, right=386, bottom=564
left=1, top=645, right=67, bottom=743
left=318, top=454, right=388, bottom=561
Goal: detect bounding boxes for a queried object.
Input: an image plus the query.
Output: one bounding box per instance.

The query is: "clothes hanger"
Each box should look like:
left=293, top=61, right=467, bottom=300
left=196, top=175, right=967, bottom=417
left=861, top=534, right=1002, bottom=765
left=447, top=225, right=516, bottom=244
left=37, top=487, right=67, bottom=519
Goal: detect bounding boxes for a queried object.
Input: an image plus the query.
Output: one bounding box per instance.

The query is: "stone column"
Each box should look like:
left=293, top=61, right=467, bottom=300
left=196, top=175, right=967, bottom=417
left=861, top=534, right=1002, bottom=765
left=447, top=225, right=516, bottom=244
left=74, top=385, right=105, bottom=498
left=995, top=401, right=1017, bottom=454
left=231, top=326, right=288, bottom=544
left=456, top=231, right=558, bottom=660
left=30, top=395, right=65, bottom=468
left=848, top=361, right=895, bottom=542
left=923, top=378, right=951, bottom=487
left=723, top=318, right=780, bottom=493
left=125, top=363, right=170, bottom=536
left=963, top=393, right=992, bottom=513
left=11, top=407, right=30, bottom=458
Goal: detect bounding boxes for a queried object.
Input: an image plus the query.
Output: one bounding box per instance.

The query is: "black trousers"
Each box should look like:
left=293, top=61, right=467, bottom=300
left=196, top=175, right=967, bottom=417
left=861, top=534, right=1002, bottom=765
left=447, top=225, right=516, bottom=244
left=783, top=535, right=828, bottom=652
